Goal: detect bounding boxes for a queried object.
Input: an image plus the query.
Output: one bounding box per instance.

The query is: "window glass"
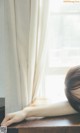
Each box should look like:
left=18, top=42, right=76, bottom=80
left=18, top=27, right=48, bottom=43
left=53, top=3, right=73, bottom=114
left=44, top=0, right=80, bottom=102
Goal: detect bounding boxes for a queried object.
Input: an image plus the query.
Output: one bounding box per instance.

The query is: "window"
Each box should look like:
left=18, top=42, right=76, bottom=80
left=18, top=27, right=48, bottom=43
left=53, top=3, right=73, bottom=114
left=44, top=0, right=80, bottom=103
left=64, top=0, right=80, bottom=2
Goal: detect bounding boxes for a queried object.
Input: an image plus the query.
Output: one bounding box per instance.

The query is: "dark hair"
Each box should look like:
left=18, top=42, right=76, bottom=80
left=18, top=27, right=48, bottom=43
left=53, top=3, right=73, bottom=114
left=65, top=66, right=80, bottom=112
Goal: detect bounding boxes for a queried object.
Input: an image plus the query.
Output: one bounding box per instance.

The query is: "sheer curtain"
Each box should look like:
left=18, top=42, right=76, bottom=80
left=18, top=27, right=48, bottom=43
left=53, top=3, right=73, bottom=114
left=4, top=0, right=49, bottom=113
left=0, top=0, right=5, bottom=97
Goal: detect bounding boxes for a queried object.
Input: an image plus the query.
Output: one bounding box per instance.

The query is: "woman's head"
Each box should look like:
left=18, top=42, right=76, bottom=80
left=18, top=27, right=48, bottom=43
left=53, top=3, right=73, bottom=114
left=65, top=66, right=80, bottom=112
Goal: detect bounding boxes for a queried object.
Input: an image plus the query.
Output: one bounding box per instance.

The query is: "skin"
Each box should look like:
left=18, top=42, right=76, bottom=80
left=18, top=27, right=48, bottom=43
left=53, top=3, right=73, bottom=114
left=1, top=101, right=77, bottom=126
left=1, top=110, right=26, bottom=127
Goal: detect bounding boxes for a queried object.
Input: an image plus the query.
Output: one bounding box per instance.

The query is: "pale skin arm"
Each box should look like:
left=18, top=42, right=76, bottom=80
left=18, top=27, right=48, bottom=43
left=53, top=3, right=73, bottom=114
left=1, top=101, right=77, bottom=126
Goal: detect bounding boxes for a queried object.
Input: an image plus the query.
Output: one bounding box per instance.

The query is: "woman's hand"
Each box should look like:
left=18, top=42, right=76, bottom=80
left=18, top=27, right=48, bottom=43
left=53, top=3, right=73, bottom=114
left=1, top=110, right=26, bottom=127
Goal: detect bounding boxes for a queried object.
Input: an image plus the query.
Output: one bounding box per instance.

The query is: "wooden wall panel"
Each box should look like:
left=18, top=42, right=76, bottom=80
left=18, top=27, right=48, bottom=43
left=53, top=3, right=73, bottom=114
left=19, top=127, right=80, bottom=133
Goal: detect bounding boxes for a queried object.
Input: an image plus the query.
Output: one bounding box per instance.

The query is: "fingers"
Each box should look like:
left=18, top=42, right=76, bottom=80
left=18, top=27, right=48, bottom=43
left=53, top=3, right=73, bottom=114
left=1, top=114, right=14, bottom=126
left=1, top=111, right=25, bottom=126
left=1, top=118, right=15, bottom=127
left=4, top=119, right=15, bottom=127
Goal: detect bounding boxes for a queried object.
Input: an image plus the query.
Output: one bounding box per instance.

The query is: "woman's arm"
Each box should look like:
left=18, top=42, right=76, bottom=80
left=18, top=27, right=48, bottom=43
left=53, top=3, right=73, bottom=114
left=23, top=101, right=77, bottom=118
left=1, top=101, right=77, bottom=126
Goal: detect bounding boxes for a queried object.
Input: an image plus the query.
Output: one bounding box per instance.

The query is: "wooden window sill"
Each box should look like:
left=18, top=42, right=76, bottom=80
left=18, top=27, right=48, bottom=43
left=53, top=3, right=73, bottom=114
left=8, top=113, right=80, bottom=133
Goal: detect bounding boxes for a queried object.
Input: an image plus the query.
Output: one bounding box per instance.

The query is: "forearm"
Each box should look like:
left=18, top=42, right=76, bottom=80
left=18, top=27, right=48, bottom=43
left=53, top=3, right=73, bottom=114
left=23, top=101, right=77, bottom=118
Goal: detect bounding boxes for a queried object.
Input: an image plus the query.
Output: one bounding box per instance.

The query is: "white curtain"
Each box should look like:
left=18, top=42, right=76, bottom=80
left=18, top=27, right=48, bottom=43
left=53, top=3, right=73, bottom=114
left=0, top=0, right=5, bottom=97
left=4, top=0, right=49, bottom=113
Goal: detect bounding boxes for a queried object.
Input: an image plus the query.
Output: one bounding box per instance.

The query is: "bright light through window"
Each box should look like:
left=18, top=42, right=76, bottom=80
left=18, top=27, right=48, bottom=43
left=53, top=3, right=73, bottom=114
left=44, top=0, right=80, bottom=103
left=64, top=0, right=80, bottom=2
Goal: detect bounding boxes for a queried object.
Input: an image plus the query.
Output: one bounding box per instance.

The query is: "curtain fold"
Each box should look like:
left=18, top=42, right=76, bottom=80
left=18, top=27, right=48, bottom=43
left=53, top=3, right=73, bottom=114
left=4, top=0, right=23, bottom=113
left=27, top=0, right=49, bottom=104
left=4, top=0, right=49, bottom=114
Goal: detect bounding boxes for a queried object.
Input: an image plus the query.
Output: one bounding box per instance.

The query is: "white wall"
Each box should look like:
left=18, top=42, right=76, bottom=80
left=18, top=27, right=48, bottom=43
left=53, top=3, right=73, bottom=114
left=0, top=0, right=5, bottom=97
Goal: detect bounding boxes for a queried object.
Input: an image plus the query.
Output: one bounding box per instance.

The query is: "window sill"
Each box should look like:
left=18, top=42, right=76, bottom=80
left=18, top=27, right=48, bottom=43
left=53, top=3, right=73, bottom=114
left=7, top=113, right=80, bottom=133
